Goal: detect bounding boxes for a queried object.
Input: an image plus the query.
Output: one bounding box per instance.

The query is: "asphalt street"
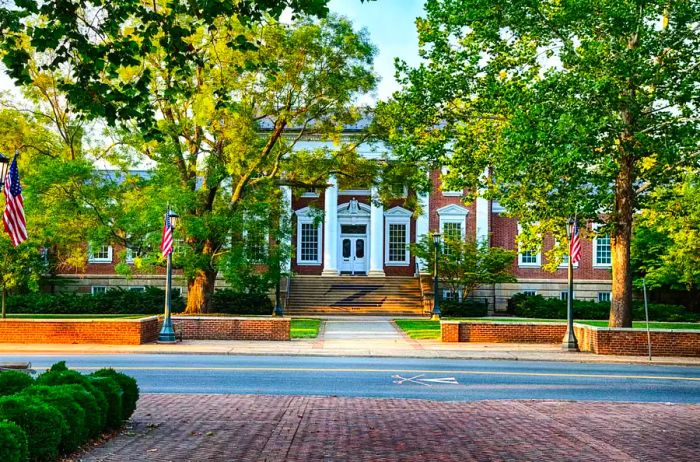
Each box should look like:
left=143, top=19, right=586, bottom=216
left=5, top=353, right=700, bottom=403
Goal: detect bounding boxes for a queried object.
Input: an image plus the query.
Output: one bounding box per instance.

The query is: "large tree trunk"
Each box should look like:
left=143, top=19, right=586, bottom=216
left=185, top=268, right=218, bottom=314
left=609, top=151, right=634, bottom=328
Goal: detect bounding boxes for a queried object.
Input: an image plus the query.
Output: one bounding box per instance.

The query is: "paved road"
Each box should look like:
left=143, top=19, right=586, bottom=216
left=9, top=354, right=700, bottom=403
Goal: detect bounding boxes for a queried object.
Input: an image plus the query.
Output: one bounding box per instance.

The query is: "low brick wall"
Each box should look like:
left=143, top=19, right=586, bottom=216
left=171, top=316, right=290, bottom=341
left=443, top=321, right=700, bottom=357
left=442, top=321, right=567, bottom=344
left=0, top=317, right=159, bottom=345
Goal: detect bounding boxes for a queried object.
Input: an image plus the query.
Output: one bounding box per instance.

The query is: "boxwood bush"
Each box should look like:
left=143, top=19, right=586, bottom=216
left=210, top=289, right=273, bottom=315
left=21, top=385, right=87, bottom=453
left=0, top=395, right=65, bottom=462
left=0, top=371, right=34, bottom=397
left=0, top=420, right=28, bottom=462
left=92, top=369, right=139, bottom=420
left=508, top=293, right=699, bottom=322
left=440, top=299, right=489, bottom=317
left=87, top=376, right=123, bottom=430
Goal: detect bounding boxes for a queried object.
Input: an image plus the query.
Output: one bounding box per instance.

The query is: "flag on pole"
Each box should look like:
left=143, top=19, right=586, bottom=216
left=160, top=212, right=174, bottom=257
left=569, top=221, right=581, bottom=265
left=2, top=155, right=27, bottom=247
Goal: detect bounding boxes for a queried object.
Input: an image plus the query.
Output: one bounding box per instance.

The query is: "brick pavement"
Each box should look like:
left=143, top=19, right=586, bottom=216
left=77, top=394, right=700, bottom=462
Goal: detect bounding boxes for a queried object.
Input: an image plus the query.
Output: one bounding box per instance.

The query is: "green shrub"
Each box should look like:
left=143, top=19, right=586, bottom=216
left=6, top=286, right=184, bottom=315
left=35, top=370, right=108, bottom=433
left=21, top=386, right=87, bottom=453
left=87, top=376, right=123, bottom=430
left=92, top=369, right=139, bottom=420
left=0, top=371, right=34, bottom=397
left=0, top=420, right=28, bottom=462
left=51, top=384, right=102, bottom=439
left=0, top=395, right=65, bottom=462
left=441, top=299, right=489, bottom=317
left=508, top=293, right=699, bottom=322
left=210, top=289, right=273, bottom=315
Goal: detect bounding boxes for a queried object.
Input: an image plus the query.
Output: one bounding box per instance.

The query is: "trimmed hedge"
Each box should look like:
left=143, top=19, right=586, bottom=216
left=0, top=420, right=28, bottom=462
left=0, top=395, right=65, bottom=462
left=0, top=362, right=139, bottom=461
left=21, top=386, right=87, bottom=453
left=6, top=286, right=185, bottom=315
left=440, top=299, right=489, bottom=317
left=508, top=293, right=699, bottom=322
left=210, top=289, right=273, bottom=315
left=0, top=371, right=34, bottom=397
left=92, top=369, right=139, bottom=420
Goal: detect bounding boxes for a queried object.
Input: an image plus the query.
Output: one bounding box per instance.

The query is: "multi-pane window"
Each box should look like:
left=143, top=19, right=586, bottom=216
left=560, top=291, right=569, bottom=301
left=300, top=223, right=319, bottom=263
left=523, top=290, right=537, bottom=296
left=88, top=244, right=112, bottom=263
left=388, top=223, right=408, bottom=263
left=91, top=286, right=107, bottom=295
left=519, top=250, right=539, bottom=265
left=598, top=292, right=611, bottom=303
left=443, top=289, right=461, bottom=301
left=245, top=226, right=268, bottom=263
left=128, top=286, right=146, bottom=292
left=595, top=234, right=612, bottom=266
left=442, top=222, right=463, bottom=242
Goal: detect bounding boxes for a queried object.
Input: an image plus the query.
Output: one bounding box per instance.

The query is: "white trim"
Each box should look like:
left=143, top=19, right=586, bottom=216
left=592, top=224, right=612, bottom=268
left=88, top=244, right=113, bottom=263
left=300, top=191, right=320, bottom=198
left=295, top=207, right=323, bottom=265
left=91, top=286, right=107, bottom=295
left=436, top=204, right=469, bottom=217
left=492, top=201, right=506, bottom=213
left=384, top=206, right=411, bottom=266
left=338, top=189, right=371, bottom=196
left=517, top=224, right=541, bottom=268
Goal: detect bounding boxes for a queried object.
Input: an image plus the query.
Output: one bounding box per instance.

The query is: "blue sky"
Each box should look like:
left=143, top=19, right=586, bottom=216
left=328, top=0, right=425, bottom=102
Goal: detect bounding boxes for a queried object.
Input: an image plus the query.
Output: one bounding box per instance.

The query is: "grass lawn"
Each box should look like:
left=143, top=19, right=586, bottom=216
left=291, top=318, right=321, bottom=339
left=394, top=317, right=700, bottom=340
left=4, top=314, right=149, bottom=319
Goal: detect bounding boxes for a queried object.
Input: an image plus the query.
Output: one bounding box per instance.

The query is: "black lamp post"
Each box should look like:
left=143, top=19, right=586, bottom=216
left=562, top=218, right=579, bottom=351
left=159, top=209, right=179, bottom=343
left=431, top=233, right=442, bottom=321
left=0, top=153, right=11, bottom=187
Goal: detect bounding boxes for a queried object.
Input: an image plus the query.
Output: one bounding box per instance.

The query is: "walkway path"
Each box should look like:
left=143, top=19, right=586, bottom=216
left=78, top=394, right=700, bottom=461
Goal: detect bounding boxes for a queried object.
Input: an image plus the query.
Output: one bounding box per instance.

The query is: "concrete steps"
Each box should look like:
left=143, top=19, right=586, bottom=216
left=286, top=276, right=424, bottom=316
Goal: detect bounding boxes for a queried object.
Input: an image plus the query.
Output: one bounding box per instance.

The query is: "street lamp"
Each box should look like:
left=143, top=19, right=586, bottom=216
left=431, top=233, right=442, bottom=321
left=0, top=153, right=11, bottom=187
left=159, top=209, right=179, bottom=343
left=562, top=218, right=579, bottom=351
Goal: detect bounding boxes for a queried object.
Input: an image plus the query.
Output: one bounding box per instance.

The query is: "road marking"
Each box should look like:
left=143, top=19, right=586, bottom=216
left=33, top=365, right=700, bottom=383
left=392, top=374, right=459, bottom=386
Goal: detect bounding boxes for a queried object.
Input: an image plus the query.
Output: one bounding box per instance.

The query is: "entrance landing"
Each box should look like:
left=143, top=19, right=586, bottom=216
left=317, top=316, right=417, bottom=352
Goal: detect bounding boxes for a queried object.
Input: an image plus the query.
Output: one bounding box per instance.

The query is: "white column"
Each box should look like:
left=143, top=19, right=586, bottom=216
left=368, top=187, right=385, bottom=277
left=415, top=191, right=430, bottom=273
left=280, top=186, right=292, bottom=272
left=321, top=175, right=339, bottom=276
left=476, top=168, right=490, bottom=244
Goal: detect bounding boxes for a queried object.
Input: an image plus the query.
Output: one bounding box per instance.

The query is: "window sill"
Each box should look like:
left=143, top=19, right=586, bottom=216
left=593, top=264, right=612, bottom=269
left=385, top=261, right=410, bottom=267
left=518, top=264, right=541, bottom=268
left=441, top=192, right=462, bottom=197
left=297, top=261, right=322, bottom=266
left=88, top=260, right=112, bottom=264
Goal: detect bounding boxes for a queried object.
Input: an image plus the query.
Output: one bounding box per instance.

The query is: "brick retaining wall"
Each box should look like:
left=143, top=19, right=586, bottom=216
left=443, top=321, right=700, bottom=357
left=0, top=317, right=159, bottom=345
left=171, top=316, right=290, bottom=341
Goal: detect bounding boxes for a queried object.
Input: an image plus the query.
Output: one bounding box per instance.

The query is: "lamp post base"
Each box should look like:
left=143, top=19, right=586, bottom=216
left=158, top=326, right=177, bottom=343
left=561, top=332, right=579, bottom=351
left=430, top=313, right=441, bottom=321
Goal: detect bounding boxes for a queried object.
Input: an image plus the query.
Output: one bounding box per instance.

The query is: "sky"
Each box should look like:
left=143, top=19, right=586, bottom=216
left=0, top=0, right=426, bottom=104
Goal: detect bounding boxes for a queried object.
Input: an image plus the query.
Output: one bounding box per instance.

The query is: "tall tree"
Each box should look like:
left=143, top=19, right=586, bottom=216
left=380, top=0, right=699, bottom=327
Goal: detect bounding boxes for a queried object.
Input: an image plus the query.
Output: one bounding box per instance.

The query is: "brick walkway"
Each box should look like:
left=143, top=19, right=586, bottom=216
left=78, top=394, right=700, bottom=462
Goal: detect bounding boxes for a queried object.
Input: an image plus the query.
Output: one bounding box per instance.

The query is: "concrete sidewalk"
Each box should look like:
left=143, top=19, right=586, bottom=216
left=1, top=317, right=699, bottom=366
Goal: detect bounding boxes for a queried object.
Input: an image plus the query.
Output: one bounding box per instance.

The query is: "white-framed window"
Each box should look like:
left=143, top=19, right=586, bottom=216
left=560, top=291, right=569, bottom=301
left=443, top=288, right=462, bottom=302
left=598, top=292, right=611, bottom=303
left=128, top=286, right=146, bottom=292
left=437, top=204, right=469, bottom=241
left=295, top=207, right=322, bottom=265
left=440, top=167, right=462, bottom=196
left=523, top=290, right=537, bottom=296
left=384, top=206, right=412, bottom=266
left=91, top=286, right=107, bottom=295
left=125, top=247, right=143, bottom=264
left=517, top=224, right=541, bottom=267
left=88, top=244, right=113, bottom=263
left=593, top=226, right=612, bottom=267
left=172, top=287, right=183, bottom=298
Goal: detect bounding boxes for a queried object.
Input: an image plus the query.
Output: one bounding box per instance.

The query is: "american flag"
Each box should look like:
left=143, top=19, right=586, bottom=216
left=3, top=155, right=27, bottom=247
left=160, top=212, right=173, bottom=257
left=569, top=221, right=581, bottom=265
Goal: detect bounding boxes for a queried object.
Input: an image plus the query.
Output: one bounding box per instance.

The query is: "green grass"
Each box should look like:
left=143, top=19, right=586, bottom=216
left=393, top=317, right=700, bottom=340
left=291, top=318, right=321, bottom=339
left=4, top=314, right=149, bottom=319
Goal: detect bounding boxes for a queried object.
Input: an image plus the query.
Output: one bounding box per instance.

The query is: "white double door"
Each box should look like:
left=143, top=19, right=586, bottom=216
left=338, top=227, right=368, bottom=275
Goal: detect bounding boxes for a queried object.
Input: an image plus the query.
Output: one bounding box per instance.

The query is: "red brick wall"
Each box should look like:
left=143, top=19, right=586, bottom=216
left=441, top=321, right=566, bottom=343
left=442, top=321, right=700, bottom=357
left=428, top=170, right=477, bottom=241
left=291, top=192, right=326, bottom=275
left=0, top=317, right=159, bottom=345
left=171, top=316, right=290, bottom=341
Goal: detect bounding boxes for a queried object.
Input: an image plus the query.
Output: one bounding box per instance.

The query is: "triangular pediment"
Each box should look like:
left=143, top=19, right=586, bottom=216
left=384, top=206, right=412, bottom=217
left=436, top=204, right=469, bottom=216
